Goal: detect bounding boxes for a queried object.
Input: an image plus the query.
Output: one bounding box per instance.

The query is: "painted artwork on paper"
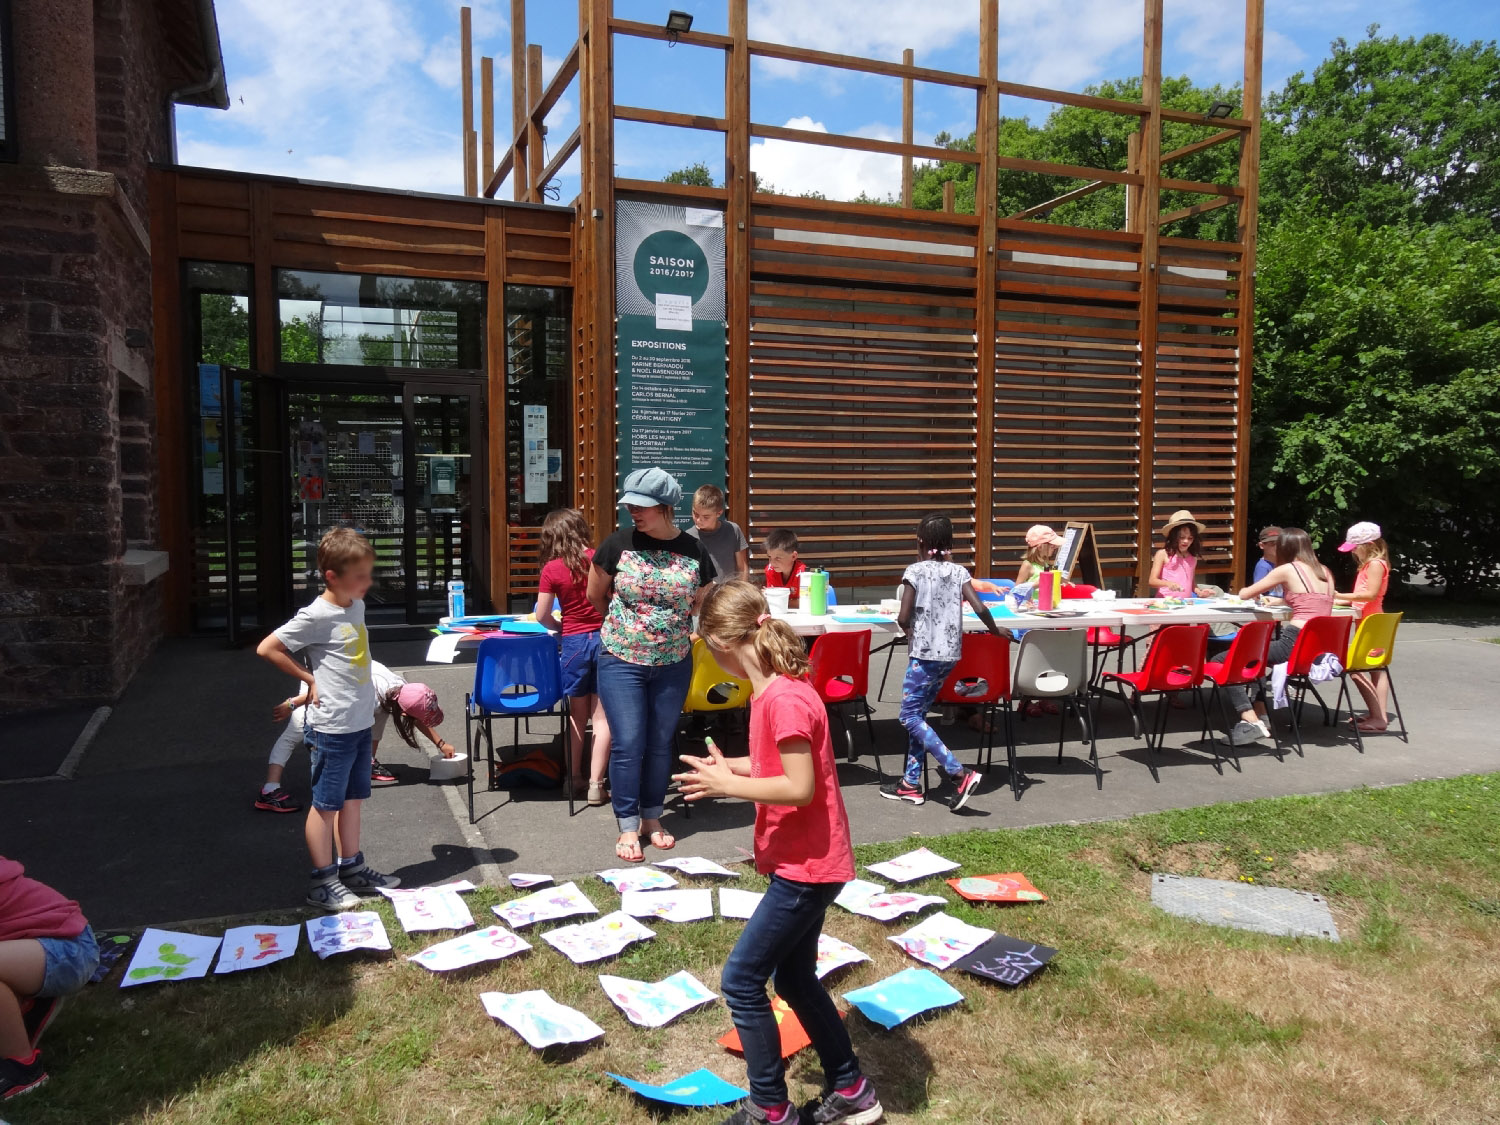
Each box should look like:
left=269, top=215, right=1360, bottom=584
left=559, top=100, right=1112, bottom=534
left=946, top=873, right=1048, bottom=904
left=508, top=872, right=554, bottom=888
left=718, top=887, right=764, bottom=920
left=955, top=933, right=1058, bottom=987
left=480, top=990, right=604, bottom=1049
left=408, top=926, right=531, bottom=973
left=542, top=911, right=656, bottom=964
left=866, top=847, right=961, bottom=884
left=121, top=928, right=222, bottom=987
left=598, top=970, right=718, bottom=1028
left=608, top=1068, right=748, bottom=1107
left=378, top=885, right=475, bottom=933
left=305, top=912, right=392, bottom=959
left=833, top=879, right=887, bottom=912
left=888, top=913, right=995, bottom=971
left=215, top=924, right=300, bottom=974
left=837, top=880, right=947, bottom=923
left=842, top=968, right=965, bottom=1030
left=717, top=995, right=842, bottom=1058
left=814, top=934, right=871, bottom=980
left=492, top=881, right=598, bottom=928
left=596, top=867, right=678, bottom=893
left=651, top=856, right=738, bottom=878
left=620, top=889, right=714, bottom=923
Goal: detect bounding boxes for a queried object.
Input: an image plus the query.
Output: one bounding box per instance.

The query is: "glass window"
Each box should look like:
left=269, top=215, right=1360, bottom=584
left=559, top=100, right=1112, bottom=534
left=276, top=269, right=484, bottom=370
left=504, top=285, right=572, bottom=528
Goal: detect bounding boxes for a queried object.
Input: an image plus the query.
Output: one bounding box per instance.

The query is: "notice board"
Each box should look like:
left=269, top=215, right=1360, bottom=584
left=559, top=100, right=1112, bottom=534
left=1055, top=521, right=1104, bottom=587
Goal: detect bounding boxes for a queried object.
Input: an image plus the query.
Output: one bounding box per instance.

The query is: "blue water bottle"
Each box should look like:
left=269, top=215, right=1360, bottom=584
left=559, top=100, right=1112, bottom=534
left=447, top=579, right=465, bottom=620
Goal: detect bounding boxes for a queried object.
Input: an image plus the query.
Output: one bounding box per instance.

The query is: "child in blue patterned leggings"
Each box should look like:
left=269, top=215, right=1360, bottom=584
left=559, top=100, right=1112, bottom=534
left=881, top=514, right=1010, bottom=811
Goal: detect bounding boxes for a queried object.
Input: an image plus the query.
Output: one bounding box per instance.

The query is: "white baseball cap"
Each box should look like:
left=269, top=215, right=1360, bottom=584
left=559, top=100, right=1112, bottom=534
left=1338, top=521, right=1382, bottom=552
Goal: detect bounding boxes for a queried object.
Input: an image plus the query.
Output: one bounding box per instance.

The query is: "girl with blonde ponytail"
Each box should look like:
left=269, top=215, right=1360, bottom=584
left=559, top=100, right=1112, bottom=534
left=674, top=580, right=880, bottom=1125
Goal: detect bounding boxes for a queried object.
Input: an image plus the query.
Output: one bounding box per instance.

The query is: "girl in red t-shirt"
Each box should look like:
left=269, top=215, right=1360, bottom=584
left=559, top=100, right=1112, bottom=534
left=536, top=509, right=610, bottom=805
left=674, top=581, right=881, bottom=1125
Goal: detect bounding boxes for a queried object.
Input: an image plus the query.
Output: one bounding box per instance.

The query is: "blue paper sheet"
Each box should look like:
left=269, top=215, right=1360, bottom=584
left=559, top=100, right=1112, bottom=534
left=842, top=967, right=965, bottom=1029
left=608, top=1068, right=749, bottom=1107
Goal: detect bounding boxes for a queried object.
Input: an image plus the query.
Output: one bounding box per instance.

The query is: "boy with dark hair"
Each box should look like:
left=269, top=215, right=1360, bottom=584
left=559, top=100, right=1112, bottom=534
left=762, top=528, right=807, bottom=607
left=687, top=484, right=750, bottom=583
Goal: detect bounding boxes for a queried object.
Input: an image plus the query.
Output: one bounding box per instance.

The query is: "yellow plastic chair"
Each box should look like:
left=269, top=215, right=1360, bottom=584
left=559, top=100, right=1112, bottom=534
left=1337, top=611, right=1407, bottom=742
left=682, top=639, right=752, bottom=713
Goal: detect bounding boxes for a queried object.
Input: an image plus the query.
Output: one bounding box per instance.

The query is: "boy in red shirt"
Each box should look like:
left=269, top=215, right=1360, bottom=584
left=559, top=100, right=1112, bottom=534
left=762, top=528, right=807, bottom=608
left=675, top=581, right=883, bottom=1125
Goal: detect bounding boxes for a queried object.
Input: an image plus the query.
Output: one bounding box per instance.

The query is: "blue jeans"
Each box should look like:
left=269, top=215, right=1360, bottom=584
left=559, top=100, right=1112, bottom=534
left=305, top=725, right=373, bottom=811
left=37, top=925, right=100, bottom=997
left=597, top=651, right=692, bottom=832
left=900, top=657, right=964, bottom=787
left=560, top=631, right=602, bottom=698
left=721, top=875, right=863, bottom=1108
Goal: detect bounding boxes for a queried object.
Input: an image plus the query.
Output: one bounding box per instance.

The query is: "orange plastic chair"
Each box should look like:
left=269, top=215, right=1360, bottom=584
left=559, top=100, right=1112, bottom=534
left=1336, top=611, right=1407, bottom=742
left=1281, top=615, right=1358, bottom=757
left=808, top=629, right=879, bottom=775
left=1201, top=619, right=1280, bottom=763
left=1098, top=623, right=1210, bottom=780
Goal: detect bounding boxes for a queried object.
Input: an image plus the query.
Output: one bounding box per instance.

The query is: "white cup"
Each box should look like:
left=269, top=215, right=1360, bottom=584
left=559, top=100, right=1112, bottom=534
left=764, top=587, right=791, bottom=618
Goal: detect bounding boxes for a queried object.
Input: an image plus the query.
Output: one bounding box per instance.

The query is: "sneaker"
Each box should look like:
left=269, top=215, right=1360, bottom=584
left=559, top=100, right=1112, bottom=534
left=306, top=878, right=361, bottom=912
left=878, top=780, right=925, bottom=806
left=340, top=863, right=401, bottom=895
left=20, top=997, right=60, bottom=1050
left=1253, top=718, right=1272, bottom=739
left=1229, top=720, right=1265, bottom=746
left=370, top=760, right=398, bottom=785
left=954, top=678, right=989, bottom=699
left=803, top=1077, right=885, bottom=1124
left=254, top=786, right=301, bottom=813
left=0, top=1051, right=47, bottom=1101
left=949, top=768, right=981, bottom=812
left=717, top=1099, right=797, bottom=1125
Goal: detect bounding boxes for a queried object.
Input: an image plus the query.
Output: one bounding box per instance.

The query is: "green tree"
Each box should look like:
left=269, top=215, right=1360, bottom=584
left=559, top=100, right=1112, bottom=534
left=198, top=293, right=250, bottom=367
left=663, top=161, right=716, bottom=187
left=280, top=314, right=323, bottom=364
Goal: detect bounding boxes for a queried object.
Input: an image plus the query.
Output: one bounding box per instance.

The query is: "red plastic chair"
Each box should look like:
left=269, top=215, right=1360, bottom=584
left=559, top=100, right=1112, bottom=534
left=1282, top=615, right=1360, bottom=757
left=808, top=629, right=879, bottom=776
left=936, top=632, right=1015, bottom=793
left=1063, top=582, right=1141, bottom=682
left=1098, top=623, right=1211, bottom=780
left=1201, top=619, right=1280, bottom=764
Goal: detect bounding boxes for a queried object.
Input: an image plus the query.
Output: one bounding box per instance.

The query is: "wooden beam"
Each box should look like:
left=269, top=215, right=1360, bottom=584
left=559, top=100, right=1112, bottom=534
left=583, top=0, right=616, bottom=537
left=534, top=42, right=579, bottom=121
left=484, top=142, right=515, bottom=198
left=994, top=79, right=1149, bottom=118
left=511, top=0, right=526, bottom=201
left=943, top=179, right=955, bottom=212
left=1161, top=106, right=1251, bottom=128
left=995, top=154, right=1140, bottom=185
left=461, top=6, right=475, bottom=195
left=1233, top=0, right=1265, bottom=587
left=615, top=177, right=730, bottom=202
left=727, top=0, right=750, bottom=538
left=614, top=104, right=727, bottom=132
left=1161, top=127, right=1239, bottom=165
left=1158, top=194, right=1235, bottom=226
left=1008, top=178, right=1109, bottom=220
left=975, top=0, right=998, bottom=578
left=538, top=124, right=581, bottom=189
left=484, top=209, right=509, bottom=604
left=148, top=167, right=189, bottom=633
left=526, top=44, right=543, bottom=202
left=481, top=57, right=494, bottom=189
left=1159, top=176, right=1243, bottom=197
left=1137, top=0, right=1164, bottom=594
left=1125, top=130, right=1141, bottom=231
left=901, top=48, right=914, bottom=208
left=611, top=16, right=732, bottom=49
left=750, top=122, right=981, bottom=164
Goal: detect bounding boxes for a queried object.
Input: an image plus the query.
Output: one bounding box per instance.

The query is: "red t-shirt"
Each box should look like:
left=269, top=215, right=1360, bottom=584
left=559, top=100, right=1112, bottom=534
left=748, top=676, right=855, bottom=884
left=539, top=550, right=603, bottom=636
left=0, top=857, right=88, bottom=942
left=764, top=559, right=808, bottom=607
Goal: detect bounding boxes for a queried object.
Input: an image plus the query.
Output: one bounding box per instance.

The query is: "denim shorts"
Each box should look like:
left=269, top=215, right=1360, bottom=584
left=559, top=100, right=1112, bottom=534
left=38, top=925, right=100, bottom=998
left=560, top=631, right=602, bottom=698
left=306, top=725, right=373, bottom=811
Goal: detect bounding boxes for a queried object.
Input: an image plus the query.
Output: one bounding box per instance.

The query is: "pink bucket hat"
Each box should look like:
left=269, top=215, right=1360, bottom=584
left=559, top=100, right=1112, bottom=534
left=1024, top=524, right=1062, bottom=549
left=1338, top=521, right=1382, bottom=552
left=396, top=682, right=444, bottom=727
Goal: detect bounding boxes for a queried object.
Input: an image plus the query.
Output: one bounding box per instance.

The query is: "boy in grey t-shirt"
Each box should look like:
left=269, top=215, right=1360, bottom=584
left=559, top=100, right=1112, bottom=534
left=256, top=527, right=401, bottom=911
left=687, top=484, right=749, bottom=583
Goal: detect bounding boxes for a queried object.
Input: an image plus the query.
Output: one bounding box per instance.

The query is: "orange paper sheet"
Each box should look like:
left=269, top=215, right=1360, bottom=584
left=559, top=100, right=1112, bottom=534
left=718, top=995, right=843, bottom=1058
left=946, top=873, right=1048, bottom=903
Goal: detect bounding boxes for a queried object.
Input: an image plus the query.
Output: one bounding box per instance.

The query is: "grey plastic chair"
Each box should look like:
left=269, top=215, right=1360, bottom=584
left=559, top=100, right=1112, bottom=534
left=1011, top=628, right=1100, bottom=790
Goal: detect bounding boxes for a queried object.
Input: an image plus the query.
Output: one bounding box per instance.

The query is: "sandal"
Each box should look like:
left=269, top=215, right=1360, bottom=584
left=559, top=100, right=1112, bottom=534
left=646, top=827, right=676, bottom=851
left=615, top=834, right=644, bottom=863
left=587, top=780, right=607, bottom=807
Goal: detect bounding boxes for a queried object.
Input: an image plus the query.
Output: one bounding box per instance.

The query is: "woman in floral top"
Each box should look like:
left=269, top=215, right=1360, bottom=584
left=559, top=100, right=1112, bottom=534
left=587, top=468, right=715, bottom=862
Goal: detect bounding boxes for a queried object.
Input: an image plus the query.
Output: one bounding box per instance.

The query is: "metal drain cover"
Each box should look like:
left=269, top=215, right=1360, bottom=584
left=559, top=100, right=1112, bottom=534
left=1151, top=874, right=1339, bottom=941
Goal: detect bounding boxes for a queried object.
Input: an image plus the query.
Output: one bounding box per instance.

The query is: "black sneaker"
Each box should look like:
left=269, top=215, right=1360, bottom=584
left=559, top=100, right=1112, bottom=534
left=878, top=780, right=925, bottom=806
left=949, top=768, right=981, bottom=812
left=340, top=862, right=400, bottom=895
left=370, top=760, right=398, bottom=785
left=0, top=1050, right=47, bottom=1101
left=306, top=877, right=361, bottom=912
left=254, top=786, right=301, bottom=813
left=21, top=997, right=60, bottom=1049
left=802, top=1077, right=885, bottom=1124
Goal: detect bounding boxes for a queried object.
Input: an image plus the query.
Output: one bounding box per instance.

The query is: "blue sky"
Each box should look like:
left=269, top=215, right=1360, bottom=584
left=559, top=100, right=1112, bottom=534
left=176, top=0, right=1500, bottom=204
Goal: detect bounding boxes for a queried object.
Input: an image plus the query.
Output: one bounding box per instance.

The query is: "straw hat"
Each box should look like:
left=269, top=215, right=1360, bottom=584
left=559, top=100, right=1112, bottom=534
left=1159, top=509, right=1206, bottom=536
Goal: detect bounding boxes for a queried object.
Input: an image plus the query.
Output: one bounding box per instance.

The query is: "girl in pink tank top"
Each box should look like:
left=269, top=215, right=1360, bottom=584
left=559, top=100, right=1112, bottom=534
left=1149, top=511, right=1207, bottom=596
left=1334, top=523, right=1394, bottom=731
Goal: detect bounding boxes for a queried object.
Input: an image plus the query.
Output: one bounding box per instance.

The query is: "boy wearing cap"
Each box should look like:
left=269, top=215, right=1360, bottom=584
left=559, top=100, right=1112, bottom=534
left=1253, top=525, right=1285, bottom=596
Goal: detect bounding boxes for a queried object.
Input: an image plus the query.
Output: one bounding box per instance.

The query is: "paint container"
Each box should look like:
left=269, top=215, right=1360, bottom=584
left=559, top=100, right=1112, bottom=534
left=763, top=587, right=791, bottom=617
left=428, top=753, right=468, bottom=783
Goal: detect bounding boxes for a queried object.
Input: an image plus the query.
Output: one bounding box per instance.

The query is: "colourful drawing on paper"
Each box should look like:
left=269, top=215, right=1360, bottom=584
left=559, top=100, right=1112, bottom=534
left=596, top=867, right=677, bottom=893
left=305, top=912, right=391, bottom=959
left=718, top=887, right=764, bottom=920
left=651, top=856, right=737, bottom=878
left=835, top=880, right=946, bottom=923
left=620, top=889, right=714, bottom=923
left=480, top=990, right=604, bottom=1049
left=834, top=879, right=887, bottom=912
left=542, top=911, right=655, bottom=964
left=409, top=926, right=530, bottom=972
left=508, top=872, right=554, bottom=888
left=947, top=873, right=1048, bottom=904
left=866, top=847, right=961, bottom=884
left=955, top=933, right=1058, bottom=987
left=598, top=970, right=718, bottom=1028
left=815, top=934, right=871, bottom=980
left=121, top=928, right=221, bottom=987
left=717, top=995, right=841, bottom=1058
left=888, top=913, right=995, bottom=971
left=842, top=968, right=965, bottom=1030
left=492, top=881, right=598, bottom=928
left=215, top=924, right=300, bottom=974
left=608, top=1068, right=748, bottom=1107
left=378, top=885, right=475, bottom=934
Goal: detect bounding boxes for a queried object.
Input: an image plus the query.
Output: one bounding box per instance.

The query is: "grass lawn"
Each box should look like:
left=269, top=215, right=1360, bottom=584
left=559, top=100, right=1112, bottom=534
left=17, top=775, right=1500, bottom=1124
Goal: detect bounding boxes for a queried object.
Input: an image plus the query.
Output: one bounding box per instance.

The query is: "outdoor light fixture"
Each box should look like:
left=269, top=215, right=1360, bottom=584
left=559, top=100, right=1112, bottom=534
left=665, top=10, right=692, bottom=44
left=1206, top=100, right=1235, bottom=119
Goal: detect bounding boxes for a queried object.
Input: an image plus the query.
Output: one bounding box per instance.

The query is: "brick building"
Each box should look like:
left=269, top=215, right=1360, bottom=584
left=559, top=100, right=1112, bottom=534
left=0, top=0, right=226, bottom=713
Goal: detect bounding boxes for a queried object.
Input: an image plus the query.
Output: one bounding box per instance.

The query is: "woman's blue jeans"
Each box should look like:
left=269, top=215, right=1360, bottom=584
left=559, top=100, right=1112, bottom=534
left=597, top=651, right=692, bottom=833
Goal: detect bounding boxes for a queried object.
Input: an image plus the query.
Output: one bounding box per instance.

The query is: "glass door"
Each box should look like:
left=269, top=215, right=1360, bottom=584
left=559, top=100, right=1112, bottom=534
left=220, top=366, right=289, bottom=647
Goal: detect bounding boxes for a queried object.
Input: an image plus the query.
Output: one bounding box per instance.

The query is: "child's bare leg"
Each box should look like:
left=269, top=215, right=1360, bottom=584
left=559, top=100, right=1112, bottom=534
left=588, top=694, right=611, bottom=784
left=1352, top=671, right=1388, bottom=730
left=566, top=696, right=590, bottom=781
left=0, top=939, right=47, bottom=1058
left=305, top=806, right=338, bottom=869
left=265, top=762, right=285, bottom=787
left=335, top=800, right=362, bottom=861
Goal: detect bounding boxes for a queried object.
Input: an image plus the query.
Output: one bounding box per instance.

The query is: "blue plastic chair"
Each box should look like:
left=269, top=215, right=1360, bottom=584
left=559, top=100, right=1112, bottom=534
left=465, top=635, right=568, bottom=823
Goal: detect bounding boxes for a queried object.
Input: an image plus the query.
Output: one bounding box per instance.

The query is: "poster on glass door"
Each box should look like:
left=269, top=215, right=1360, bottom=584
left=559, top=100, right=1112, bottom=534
left=523, top=405, right=548, bottom=503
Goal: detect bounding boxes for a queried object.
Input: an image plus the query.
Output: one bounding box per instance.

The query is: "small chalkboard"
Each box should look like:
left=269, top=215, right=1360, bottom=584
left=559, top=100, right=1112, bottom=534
left=1055, top=522, right=1104, bottom=587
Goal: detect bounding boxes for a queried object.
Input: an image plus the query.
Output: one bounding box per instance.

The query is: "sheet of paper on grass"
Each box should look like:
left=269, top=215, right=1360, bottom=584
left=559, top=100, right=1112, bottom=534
left=122, top=928, right=222, bottom=986
left=842, top=968, right=965, bottom=1030
left=596, top=867, right=678, bottom=893
left=651, top=856, right=738, bottom=878
left=719, top=887, right=764, bottom=920
left=481, top=990, right=604, bottom=1049
left=718, top=995, right=833, bottom=1057
left=215, top=924, right=300, bottom=974
left=609, top=1068, right=748, bottom=1108
left=305, top=912, right=391, bottom=959
left=889, top=913, right=995, bottom=971
left=835, top=879, right=946, bottom=923
left=493, top=881, right=598, bottom=928
left=621, top=888, right=714, bottom=923
left=955, top=934, right=1058, bottom=987
left=947, top=873, right=1048, bottom=903
left=598, top=970, right=717, bottom=1027
left=379, top=884, right=475, bottom=933
left=815, top=934, right=871, bottom=980
left=866, top=847, right=961, bottom=884
left=542, top=911, right=655, bottom=964
left=409, top=926, right=530, bottom=972
left=508, top=872, right=554, bottom=888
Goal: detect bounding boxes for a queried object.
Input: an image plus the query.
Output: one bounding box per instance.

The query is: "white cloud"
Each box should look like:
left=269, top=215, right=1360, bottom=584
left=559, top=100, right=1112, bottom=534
left=750, top=116, right=903, bottom=200
left=749, top=0, right=981, bottom=64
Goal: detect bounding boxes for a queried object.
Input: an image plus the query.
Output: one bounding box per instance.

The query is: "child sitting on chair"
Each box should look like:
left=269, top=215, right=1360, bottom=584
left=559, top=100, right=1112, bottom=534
left=762, top=528, right=807, bottom=607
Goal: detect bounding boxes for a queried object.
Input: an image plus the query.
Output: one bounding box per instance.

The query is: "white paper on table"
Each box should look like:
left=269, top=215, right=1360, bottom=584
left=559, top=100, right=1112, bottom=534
left=598, top=970, right=718, bottom=1028
left=122, top=927, right=222, bottom=987
left=481, top=989, right=604, bottom=1049
left=596, top=867, right=678, bottom=893
left=378, top=885, right=475, bottom=933
left=493, top=881, right=598, bottom=928
left=866, top=847, right=962, bottom=884
left=409, top=926, right=530, bottom=972
left=508, top=872, right=554, bottom=888
left=621, top=888, right=714, bottom=923
left=889, top=912, right=996, bottom=971
left=651, top=856, right=738, bottom=878
left=718, top=887, right=765, bottom=920
left=815, top=934, right=872, bottom=980
left=542, top=911, right=655, bottom=964
left=425, top=633, right=462, bottom=663
left=833, top=879, right=887, bottom=912
left=215, top=924, right=300, bottom=974
left=305, top=912, right=392, bottom=959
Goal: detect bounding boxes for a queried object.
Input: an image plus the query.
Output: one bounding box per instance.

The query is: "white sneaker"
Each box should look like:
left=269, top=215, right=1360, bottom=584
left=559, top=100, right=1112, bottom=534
left=1229, top=721, right=1265, bottom=746
left=1253, top=718, right=1272, bottom=739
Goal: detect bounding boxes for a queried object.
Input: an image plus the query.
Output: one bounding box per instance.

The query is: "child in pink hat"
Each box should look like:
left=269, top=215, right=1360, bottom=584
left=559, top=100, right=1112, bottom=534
left=1016, top=524, right=1063, bottom=585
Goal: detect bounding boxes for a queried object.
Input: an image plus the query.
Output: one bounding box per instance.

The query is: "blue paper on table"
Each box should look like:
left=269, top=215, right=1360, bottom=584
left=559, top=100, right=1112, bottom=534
left=608, top=1068, right=748, bottom=1107
left=832, top=614, right=892, bottom=624
left=501, top=621, right=549, bottom=634
left=448, top=614, right=516, bottom=626
left=842, top=968, right=964, bottom=1030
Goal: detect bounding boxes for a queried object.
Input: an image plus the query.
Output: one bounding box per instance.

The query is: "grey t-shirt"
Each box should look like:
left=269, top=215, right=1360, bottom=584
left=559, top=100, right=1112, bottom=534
left=902, top=560, right=971, bottom=663
left=687, top=518, right=749, bottom=584
left=273, top=596, right=377, bottom=734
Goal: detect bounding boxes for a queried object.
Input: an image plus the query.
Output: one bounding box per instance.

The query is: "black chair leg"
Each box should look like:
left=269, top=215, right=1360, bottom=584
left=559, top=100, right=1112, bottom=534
left=1387, top=670, right=1408, bottom=743
left=1344, top=677, right=1365, bottom=755
left=1287, top=684, right=1305, bottom=757
left=1079, top=694, right=1101, bottom=790
left=465, top=693, right=475, bottom=824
